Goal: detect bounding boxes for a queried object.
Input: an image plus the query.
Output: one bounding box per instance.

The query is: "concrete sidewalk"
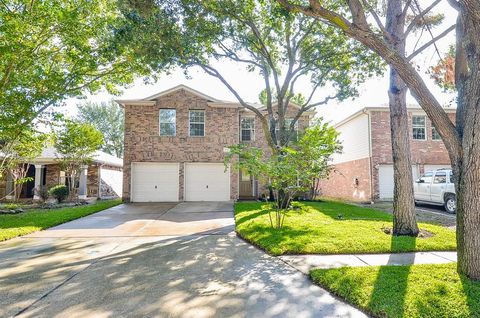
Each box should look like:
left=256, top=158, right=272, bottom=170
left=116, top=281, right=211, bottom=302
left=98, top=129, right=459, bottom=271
left=279, top=251, right=457, bottom=274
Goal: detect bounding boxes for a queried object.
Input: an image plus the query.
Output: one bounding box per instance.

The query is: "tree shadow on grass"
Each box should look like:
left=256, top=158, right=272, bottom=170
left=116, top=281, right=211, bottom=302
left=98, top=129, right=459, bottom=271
left=235, top=209, right=270, bottom=226
left=367, top=235, right=416, bottom=317
left=460, top=275, right=480, bottom=316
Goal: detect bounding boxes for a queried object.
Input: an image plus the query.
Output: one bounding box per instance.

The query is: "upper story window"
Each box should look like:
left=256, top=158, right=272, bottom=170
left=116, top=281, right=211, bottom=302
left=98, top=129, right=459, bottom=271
left=240, top=118, right=255, bottom=141
left=432, top=126, right=442, bottom=140
left=412, top=115, right=426, bottom=140
left=276, top=118, right=299, bottom=141
left=189, top=110, right=205, bottom=137
left=159, top=109, right=176, bottom=136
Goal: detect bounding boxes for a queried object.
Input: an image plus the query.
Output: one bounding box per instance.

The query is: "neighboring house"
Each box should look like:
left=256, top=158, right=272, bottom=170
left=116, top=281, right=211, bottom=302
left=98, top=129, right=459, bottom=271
left=117, top=85, right=314, bottom=202
left=0, top=147, right=123, bottom=201
left=319, top=106, right=456, bottom=202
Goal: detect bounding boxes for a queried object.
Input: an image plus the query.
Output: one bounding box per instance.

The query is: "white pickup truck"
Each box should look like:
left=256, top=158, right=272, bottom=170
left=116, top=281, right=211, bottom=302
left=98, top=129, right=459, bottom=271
left=413, top=169, right=456, bottom=213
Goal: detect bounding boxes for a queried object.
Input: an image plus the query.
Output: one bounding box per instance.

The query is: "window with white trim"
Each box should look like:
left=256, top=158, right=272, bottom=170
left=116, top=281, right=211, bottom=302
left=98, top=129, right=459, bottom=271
left=412, top=115, right=426, bottom=140
left=275, top=118, right=299, bottom=141
left=240, top=117, right=255, bottom=141
left=189, top=110, right=205, bottom=136
left=432, top=126, right=441, bottom=140
left=159, top=109, right=176, bottom=136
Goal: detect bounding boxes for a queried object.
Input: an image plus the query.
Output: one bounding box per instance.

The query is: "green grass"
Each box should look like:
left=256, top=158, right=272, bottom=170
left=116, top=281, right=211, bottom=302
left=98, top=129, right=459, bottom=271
left=311, top=263, right=480, bottom=318
left=0, top=199, right=122, bottom=241
left=234, top=201, right=456, bottom=255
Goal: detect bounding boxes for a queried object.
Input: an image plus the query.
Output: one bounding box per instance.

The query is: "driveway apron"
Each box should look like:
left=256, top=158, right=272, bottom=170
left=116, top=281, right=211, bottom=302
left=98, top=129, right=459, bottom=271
left=1, top=202, right=366, bottom=318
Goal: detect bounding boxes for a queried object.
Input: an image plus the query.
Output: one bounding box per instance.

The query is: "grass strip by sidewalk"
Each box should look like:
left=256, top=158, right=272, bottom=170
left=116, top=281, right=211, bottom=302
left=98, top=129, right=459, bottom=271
left=0, top=199, right=122, bottom=241
left=234, top=200, right=456, bottom=255
left=311, top=263, right=480, bottom=318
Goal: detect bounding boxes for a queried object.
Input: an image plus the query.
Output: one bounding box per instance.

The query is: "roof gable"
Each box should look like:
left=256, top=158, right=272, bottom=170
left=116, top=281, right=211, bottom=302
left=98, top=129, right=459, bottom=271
left=143, top=84, right=222, bottom=102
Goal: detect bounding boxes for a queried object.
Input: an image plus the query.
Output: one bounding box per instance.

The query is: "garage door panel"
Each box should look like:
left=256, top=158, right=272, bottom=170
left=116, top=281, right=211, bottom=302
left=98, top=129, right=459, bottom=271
left=185, top=164, right=230, bottom=201
left=378, top=165, right=419, bottom=200
left=131, top=163, right=179, bottom=202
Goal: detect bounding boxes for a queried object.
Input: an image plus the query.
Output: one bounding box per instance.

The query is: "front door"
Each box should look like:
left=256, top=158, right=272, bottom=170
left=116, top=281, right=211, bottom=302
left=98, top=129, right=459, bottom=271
left=239, top=169, right=253, bottom=199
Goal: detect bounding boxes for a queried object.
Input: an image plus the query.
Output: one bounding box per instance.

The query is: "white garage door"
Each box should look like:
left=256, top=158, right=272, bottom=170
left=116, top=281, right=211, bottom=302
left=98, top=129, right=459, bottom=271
left=185, top=163, right=230, bottom=201
left=131, top=162, right=179, bottom=202
left=378, top=165, right=420, bottom=200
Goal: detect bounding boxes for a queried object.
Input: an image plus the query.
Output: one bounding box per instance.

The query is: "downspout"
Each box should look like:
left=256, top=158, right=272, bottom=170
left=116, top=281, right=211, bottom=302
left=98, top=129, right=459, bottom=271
left=366, top=109, right=375, bottom=204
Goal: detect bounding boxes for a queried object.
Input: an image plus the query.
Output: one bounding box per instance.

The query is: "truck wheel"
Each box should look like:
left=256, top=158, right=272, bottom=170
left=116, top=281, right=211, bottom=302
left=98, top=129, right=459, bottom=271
left=444, top=194, right=456, bottom=214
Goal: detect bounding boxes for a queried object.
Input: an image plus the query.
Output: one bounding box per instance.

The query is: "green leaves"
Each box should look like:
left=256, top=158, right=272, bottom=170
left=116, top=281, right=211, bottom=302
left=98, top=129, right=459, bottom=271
left=54, top=120, right=104, bottom=165
left=76, top=100, right=124, bottom=158
left=226, top=119, right=341, bottom=198
left=0, top=0, right=141, bottom=159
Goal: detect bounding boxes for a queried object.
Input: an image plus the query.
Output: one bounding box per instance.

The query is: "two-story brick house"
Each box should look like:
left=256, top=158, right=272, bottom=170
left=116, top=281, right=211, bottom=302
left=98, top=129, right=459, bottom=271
left=319, top=106, right=456, bottom=202
left=117, top=85, right=314, bottom=202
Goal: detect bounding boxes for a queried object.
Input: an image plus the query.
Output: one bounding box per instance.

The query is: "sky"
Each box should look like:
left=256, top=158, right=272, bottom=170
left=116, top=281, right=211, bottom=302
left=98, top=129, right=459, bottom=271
left=63, top=1, right=457, bottom=124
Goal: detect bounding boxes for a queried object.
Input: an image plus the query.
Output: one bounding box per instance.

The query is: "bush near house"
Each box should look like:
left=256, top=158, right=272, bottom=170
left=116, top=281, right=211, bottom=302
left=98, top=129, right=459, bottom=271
left=311, top=263, right=480, bottom=318
left=234, top=200, right=456, bottom=255
left=48, top=184, right=69, bottom=203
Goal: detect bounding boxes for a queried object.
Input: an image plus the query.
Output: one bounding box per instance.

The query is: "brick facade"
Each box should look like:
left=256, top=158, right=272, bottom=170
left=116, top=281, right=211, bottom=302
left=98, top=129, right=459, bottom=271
left=320, top=108, right=456, bottom=202
left=122, top=89, right=239, bottom=201
left=87, top=165, right=99, bottom=197
left=45, top=164, right=62, bottom=187
left=318, top=157, right=372, bottom=202
left=122, top=87, right=313, bottom=202
left=369, top=110, right=454, bottom=200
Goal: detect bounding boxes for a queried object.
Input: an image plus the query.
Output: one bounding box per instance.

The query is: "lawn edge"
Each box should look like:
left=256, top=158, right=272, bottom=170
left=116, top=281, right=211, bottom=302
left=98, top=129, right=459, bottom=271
left=0, top=199, right=122, bottom=242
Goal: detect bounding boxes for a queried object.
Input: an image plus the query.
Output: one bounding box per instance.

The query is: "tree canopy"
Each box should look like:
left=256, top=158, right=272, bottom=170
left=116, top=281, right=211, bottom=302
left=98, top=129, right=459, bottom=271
left=0, top=0, right=142, bottom=157
left=77, top=100, right=124, bottom=158
left=118, top=0, right=383, bottom=148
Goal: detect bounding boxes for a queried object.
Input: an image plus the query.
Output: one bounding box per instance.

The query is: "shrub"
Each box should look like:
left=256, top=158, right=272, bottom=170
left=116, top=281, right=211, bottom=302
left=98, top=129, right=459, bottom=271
left=35, top=186, right=50, bottom=203
left=49, top=185, right=69, bottom=203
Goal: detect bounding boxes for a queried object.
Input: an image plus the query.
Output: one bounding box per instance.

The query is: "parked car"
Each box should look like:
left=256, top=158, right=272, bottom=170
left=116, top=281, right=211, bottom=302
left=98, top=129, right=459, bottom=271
left=413, top=169, right=456, bottom=213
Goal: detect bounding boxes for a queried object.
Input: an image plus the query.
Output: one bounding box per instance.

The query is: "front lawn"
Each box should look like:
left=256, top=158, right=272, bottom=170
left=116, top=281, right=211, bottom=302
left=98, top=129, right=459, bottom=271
left=311, top=263, right=480, bottom=318
left=0, top=199, right=122, bottom=241
left=234, top=201, right=456, bottom=255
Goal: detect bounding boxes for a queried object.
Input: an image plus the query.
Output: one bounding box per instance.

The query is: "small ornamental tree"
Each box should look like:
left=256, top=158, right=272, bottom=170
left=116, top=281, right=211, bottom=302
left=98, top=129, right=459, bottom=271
left=225, top=120, right=340, bottom=229
left=54, top=121, right=103, bottom=200
left=3, top=129, right=46, bottom=201
left=76, top=100, right=125, bottom=158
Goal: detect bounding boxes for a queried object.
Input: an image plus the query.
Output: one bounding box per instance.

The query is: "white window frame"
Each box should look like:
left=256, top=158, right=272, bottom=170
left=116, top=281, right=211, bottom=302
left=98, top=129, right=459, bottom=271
left=189, top=110, right=205, bottom=137
left=240, top=117, right=255, bottom=142
left=159, top=109, right=176, bottom=136
left=412, top=115, right=426, bottom=140
left=275, top=118, right=299, bottom=141
left=431, top=125, right=442, bottom=141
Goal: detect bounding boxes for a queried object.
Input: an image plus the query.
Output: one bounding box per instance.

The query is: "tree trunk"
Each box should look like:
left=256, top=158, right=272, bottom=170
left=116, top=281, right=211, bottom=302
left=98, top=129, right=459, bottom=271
left=386, top=0, right=419, bottom=236
left=454, top=5, right=480, bottom=280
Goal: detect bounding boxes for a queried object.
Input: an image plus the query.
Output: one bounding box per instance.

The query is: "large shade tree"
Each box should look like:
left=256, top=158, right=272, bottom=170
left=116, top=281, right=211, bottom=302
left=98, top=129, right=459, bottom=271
left=362, top=0, right=455, bottom=236
left=0, top=0, right=141, bottom=165
left=117, top=0, right=383, bottom=150
left=278, top=0, right=480, bottom=280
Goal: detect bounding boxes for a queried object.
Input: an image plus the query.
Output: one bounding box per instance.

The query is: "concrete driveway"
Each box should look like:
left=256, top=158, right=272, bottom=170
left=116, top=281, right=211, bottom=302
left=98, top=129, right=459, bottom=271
left=1, top=202, right=365, bottom=318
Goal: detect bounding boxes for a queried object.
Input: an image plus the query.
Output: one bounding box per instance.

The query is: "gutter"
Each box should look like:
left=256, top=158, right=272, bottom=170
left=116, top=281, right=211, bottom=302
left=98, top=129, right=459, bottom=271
left=366, top=109, right=375, bottom=203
